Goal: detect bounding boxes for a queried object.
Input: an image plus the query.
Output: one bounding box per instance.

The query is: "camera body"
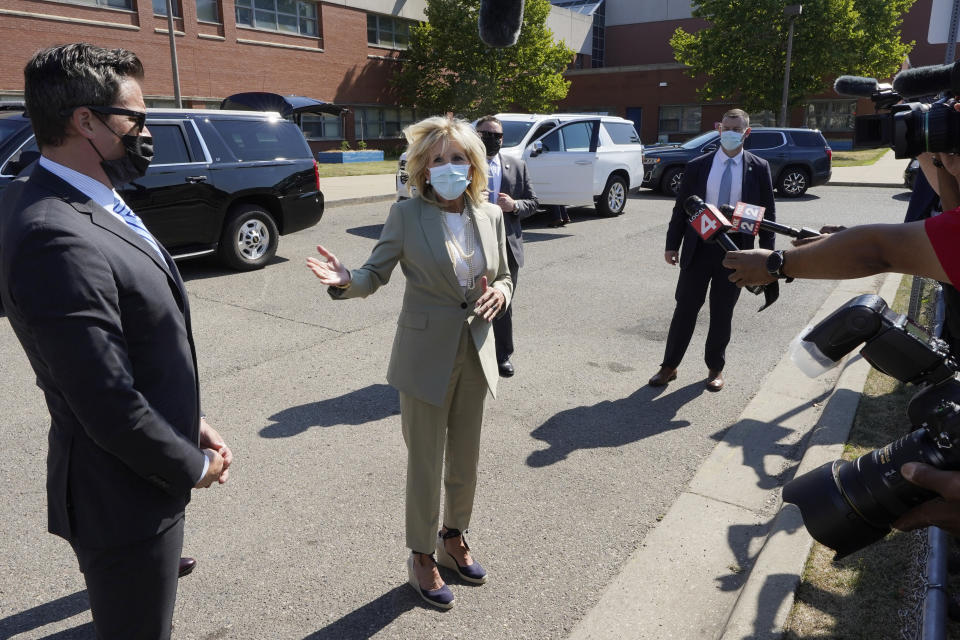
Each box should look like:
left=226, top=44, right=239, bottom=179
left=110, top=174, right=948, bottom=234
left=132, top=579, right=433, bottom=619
left=785, top=295, right=960, bottom=558
left=854, top=97, right=960, bottom=159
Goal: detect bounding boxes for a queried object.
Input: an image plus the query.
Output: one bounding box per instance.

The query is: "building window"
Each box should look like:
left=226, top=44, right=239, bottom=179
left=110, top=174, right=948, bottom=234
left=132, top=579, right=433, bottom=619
left=196, top=0, right=220, bottom=22
left=804, top=100, right=856, bottom=132
left=301, top=113, right=342, bottom=140
left=591, top=2, right=605, bottom=68
left=236, top=0, right=318, bottom=37
left=354, top=107, right=415, bottom=140
left=658, top=105, right=701, bottom=134
left=153, top=0, right=181, bottom=16
left=61, top=0, right=133, bottom=9
left=367, top=13, right=413, bottom=49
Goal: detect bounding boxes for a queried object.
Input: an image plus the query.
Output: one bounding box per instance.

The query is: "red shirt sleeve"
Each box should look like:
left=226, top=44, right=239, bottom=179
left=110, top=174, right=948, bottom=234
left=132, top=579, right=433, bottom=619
left=925, top=205, right=960, bottom=286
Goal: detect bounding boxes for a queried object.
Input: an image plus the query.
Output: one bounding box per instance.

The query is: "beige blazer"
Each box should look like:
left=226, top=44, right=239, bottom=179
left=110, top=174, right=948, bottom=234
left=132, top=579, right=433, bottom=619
left=329, top=196, right=513, bottom=407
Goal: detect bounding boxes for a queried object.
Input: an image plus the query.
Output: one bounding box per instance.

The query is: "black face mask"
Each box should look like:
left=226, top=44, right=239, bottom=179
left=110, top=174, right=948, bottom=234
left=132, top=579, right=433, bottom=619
left=480, top=132, right=502, bottom=157
left=89, top=118, right=154, bottom=187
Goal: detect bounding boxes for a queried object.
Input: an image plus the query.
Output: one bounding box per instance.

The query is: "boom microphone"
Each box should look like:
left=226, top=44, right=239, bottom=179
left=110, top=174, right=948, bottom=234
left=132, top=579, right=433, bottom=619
left=833, top=75, right=881, bottom=98
left=479, top=0, right=525, bottom=48
left=893, top=61, right=960, bottom=99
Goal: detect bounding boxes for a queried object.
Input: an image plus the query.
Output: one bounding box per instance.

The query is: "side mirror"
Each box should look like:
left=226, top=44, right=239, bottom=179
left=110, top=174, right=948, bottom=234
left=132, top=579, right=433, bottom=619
left=530, top=140, right=544, bottom=158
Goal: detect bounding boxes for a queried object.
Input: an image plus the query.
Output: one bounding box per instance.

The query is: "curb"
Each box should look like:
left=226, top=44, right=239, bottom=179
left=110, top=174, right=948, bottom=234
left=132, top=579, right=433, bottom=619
left=325, top=194, right=396, bottom=207
left=826, top=181, right=905, bottom=189
left=566, top=272, right=903, bottom=640
left=719, top=271, right=903, bottom=640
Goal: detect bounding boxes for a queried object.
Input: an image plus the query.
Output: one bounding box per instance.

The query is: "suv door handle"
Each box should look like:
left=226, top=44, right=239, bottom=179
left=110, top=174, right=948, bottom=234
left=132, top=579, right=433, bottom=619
left=185, top=175, right=207, bottom=183
left=575, top=160, right=592, bottom=165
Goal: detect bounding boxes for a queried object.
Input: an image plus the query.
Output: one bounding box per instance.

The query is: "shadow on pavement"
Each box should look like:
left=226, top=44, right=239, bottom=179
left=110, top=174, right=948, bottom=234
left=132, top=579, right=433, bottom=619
left=301, top=584, right=417, bottom=640
left=525, top=382, right=702, bottom=467
left=260, top=384, right=399, bottom=438
left=346, top=224, right=384, bottom=240
left=176, top=255, right=290, bottom=282
left=0, top=589, right=92, bottom=638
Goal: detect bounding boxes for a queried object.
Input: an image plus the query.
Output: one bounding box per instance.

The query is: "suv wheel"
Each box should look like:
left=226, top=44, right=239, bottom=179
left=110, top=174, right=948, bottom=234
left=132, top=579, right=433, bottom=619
left=663, top=167, right=684, bottom=196
left=219, top=204, right=279, bottom=270
left=778, top=167, right=809, bottom=197
left=597, top=174, right=628, bottom=216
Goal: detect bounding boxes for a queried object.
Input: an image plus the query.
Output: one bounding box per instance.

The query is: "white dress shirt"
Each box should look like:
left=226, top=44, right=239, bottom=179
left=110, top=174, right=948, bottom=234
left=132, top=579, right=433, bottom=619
left=705, top=149, right=744, bottom=208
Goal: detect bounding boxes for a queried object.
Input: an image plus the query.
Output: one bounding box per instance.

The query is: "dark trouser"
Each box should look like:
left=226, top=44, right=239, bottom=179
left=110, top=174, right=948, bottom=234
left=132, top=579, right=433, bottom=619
left=548, top=205, right=568, bottom=224
left=71, top=516, right=184, bottom=640
left=661, top=244, right=742, bottom=372
left=493, top=250, right=520, bottom=363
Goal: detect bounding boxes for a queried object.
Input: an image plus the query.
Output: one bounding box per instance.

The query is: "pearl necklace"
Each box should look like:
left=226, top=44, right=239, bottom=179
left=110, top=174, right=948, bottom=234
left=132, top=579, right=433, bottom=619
left=440, top=209, right=479, bottom=289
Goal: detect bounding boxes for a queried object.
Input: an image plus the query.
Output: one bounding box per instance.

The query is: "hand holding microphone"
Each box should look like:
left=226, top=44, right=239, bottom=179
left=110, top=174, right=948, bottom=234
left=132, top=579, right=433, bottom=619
left=683, top=196, right=764, bottom=295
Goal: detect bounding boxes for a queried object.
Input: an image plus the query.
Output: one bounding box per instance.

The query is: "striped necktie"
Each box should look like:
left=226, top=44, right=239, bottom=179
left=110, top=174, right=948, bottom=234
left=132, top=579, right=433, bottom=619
left=718, top=158, right=734, bottom=208
left=113, top=198, right=164, bottom=260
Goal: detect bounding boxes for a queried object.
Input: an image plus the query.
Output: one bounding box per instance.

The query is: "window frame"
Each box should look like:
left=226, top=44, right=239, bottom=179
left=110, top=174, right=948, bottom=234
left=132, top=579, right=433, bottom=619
left=803, top=99, right=856, bottom=132
left=367, top=13, right=414, bottom=49
left=301, top=113, right=343, bottom=141
left=235, top=0, right=319, bottom=37
left=658, top=104, right=702, bottom=135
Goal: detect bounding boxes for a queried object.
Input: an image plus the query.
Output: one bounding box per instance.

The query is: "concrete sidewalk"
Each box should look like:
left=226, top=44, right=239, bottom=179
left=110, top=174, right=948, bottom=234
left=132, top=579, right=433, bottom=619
left=316, top=148, right=908, bottom=206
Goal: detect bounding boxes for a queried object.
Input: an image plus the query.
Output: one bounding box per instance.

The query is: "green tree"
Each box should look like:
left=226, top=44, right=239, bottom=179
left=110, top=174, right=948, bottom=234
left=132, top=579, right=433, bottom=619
left=394, top=0, right=575, bottom=119
left=670, top=0, right=915, bottom=115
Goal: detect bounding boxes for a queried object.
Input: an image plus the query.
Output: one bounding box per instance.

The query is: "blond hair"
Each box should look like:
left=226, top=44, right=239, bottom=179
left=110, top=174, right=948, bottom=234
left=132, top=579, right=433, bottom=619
left=403, top=116, right=488, bottom=207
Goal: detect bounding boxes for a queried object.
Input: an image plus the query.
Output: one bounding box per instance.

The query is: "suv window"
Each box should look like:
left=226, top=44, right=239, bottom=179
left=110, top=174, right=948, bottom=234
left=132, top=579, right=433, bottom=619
left=790, top=130, right=828, bottom=147
left=209, top=118, right=311, bottom=161
left=150, top=124, right=192, bottom=165
left=604, top=122, right=640, bottom=144
left=0, top=115, right=24, bottom=146
left=1, top=137, right=39, bottom=176
left=501, top=121, right=534, bottom=148
left=745, top=131, right=785, bottom=150
left=561, top=122, right=594, bottom=152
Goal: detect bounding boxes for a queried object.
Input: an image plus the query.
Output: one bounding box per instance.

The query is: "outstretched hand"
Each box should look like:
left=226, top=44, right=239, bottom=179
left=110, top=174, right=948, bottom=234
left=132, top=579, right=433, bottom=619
left=306, top=245, right=351, bottom=286
left=474, top=276, right=505, bottom=322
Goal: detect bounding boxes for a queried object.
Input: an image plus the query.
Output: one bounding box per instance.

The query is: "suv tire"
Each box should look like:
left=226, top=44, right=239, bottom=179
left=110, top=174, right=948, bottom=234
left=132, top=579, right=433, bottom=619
left=663, top=167, right=684, bottom=196
left=777, top=166, right=809, bottom=197
left=219, top=204, right=279, bottom=270
left=597, top=174, right=628, bottom=216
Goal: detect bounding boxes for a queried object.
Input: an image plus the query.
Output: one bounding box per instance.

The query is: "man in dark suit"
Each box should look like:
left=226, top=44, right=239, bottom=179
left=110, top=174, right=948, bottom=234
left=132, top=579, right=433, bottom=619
left=0, top=44, right=232, bottom=639
left=649, top=109, right=776, bottom=391
left=476, top=115, right=539, bottom=377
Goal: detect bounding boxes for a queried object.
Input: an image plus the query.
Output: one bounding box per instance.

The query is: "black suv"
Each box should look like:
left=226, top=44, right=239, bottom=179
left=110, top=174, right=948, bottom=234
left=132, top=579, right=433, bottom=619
left=641, top=127, right=832, bottom=198
left=0, top=107, right=324, bottom=270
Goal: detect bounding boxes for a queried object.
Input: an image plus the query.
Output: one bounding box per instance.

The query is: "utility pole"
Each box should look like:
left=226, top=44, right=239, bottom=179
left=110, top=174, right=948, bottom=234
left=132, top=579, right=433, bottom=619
left=779, top=4, right=802, bottom=127
left=166, top=0, right=182, bottom=108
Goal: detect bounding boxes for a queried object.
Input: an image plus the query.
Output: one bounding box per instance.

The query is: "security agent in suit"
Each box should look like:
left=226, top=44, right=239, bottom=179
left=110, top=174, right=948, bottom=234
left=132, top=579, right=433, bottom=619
left=649, top=109, right=776, bottom=391
left=0, top=44, right=232, bottom=639
left=476, top=115, right=539, bottom=377
left=307, top=116, right=512, bottom=610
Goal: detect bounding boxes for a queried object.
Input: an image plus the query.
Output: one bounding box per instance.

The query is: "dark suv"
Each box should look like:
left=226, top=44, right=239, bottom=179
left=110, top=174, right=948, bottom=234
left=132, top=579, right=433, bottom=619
left=641, top=127, right=832, bottom=198
left=0, top=107, right=324, bottom=270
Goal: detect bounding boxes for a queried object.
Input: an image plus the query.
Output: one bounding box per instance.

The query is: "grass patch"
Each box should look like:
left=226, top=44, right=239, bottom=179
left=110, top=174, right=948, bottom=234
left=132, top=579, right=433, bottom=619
left=830, top=148, right=890, bottom=167
left=782, top=277, right=960, bottom=638
left=315, top=160, right=397, bottom=178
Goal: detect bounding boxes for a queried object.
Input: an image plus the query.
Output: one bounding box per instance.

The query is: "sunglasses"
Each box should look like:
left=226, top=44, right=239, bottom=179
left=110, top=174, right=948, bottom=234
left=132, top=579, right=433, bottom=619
left=479, top=131, right=503, bottom=140
left=61, top=105, right=147, bottom=131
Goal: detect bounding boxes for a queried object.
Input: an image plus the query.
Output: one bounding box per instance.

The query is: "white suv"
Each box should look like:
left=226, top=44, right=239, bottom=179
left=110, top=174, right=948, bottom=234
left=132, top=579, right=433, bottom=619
left=396, top=113, right=643, bottom=216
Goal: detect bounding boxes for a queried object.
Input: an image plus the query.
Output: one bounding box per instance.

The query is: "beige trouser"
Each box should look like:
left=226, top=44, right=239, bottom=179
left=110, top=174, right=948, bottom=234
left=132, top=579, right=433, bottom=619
left=400, top=322, right=487, bottom=554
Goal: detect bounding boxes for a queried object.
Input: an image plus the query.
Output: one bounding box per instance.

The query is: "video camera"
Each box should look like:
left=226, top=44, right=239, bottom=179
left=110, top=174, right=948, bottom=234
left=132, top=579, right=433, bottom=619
left=784, top=294, right=960, bottom=558
left=834, top=62, right=960, bottom=158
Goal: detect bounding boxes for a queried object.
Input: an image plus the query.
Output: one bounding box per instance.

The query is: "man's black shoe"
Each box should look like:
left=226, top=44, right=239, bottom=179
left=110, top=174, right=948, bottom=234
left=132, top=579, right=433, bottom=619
left=179, top=557, right=197, bottom=578
left=498, top=359, right=515, bottom=377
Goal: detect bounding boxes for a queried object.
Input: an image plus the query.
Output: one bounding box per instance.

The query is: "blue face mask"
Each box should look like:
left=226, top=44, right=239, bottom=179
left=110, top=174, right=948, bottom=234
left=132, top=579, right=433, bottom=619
left=719, top=130, right=744, bottom=151
left=428, top=163, right=471, bottom=200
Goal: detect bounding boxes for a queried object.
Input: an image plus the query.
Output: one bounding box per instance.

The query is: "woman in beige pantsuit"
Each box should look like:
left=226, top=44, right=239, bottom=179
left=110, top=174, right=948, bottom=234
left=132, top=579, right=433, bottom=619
left=306, top=116, right=513, bottom=609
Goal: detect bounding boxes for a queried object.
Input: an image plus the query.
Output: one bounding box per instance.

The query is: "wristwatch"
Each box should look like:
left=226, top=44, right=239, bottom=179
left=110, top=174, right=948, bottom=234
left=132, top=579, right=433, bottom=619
left=766, top=249, right=793, bottom=281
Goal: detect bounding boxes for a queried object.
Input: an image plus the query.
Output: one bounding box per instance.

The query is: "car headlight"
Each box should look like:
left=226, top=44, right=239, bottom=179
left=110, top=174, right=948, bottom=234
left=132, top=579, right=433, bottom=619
left=643, top=157, right=660, bottom=165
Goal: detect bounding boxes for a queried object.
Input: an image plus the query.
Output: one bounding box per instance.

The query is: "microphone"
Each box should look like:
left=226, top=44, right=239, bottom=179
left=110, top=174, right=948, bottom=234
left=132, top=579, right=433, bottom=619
left=833, top=75, right=881, bottom=98
left=684, top=196, right=768, bottom=301
left=893, top=61, right=960, bottom=98
left=479, top=0, right=525, bottom=48
left=723, top=202, right=821, bottom=240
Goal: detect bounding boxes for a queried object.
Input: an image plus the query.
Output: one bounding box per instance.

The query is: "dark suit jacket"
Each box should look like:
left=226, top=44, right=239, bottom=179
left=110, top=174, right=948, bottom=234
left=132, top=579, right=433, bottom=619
left=665, top=150, right=776, bottom=270
left=0, top=165, right=206, bottom=548
left=493, top=153, right=538, bottom=268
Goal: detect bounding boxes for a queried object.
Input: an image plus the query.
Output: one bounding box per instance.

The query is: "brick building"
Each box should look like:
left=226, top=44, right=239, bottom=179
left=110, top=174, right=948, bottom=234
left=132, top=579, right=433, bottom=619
left=0, top=0, right=952, bottom=150
left=553, top=0, right=956, bottom=146
left=0, top=0, right=587, bottom=153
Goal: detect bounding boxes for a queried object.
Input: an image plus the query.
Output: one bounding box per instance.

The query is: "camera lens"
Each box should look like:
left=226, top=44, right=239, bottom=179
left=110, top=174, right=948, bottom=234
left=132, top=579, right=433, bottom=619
left=894, top=102, right=960, bottom=158
left=784, top=428, right=945, bottom=558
